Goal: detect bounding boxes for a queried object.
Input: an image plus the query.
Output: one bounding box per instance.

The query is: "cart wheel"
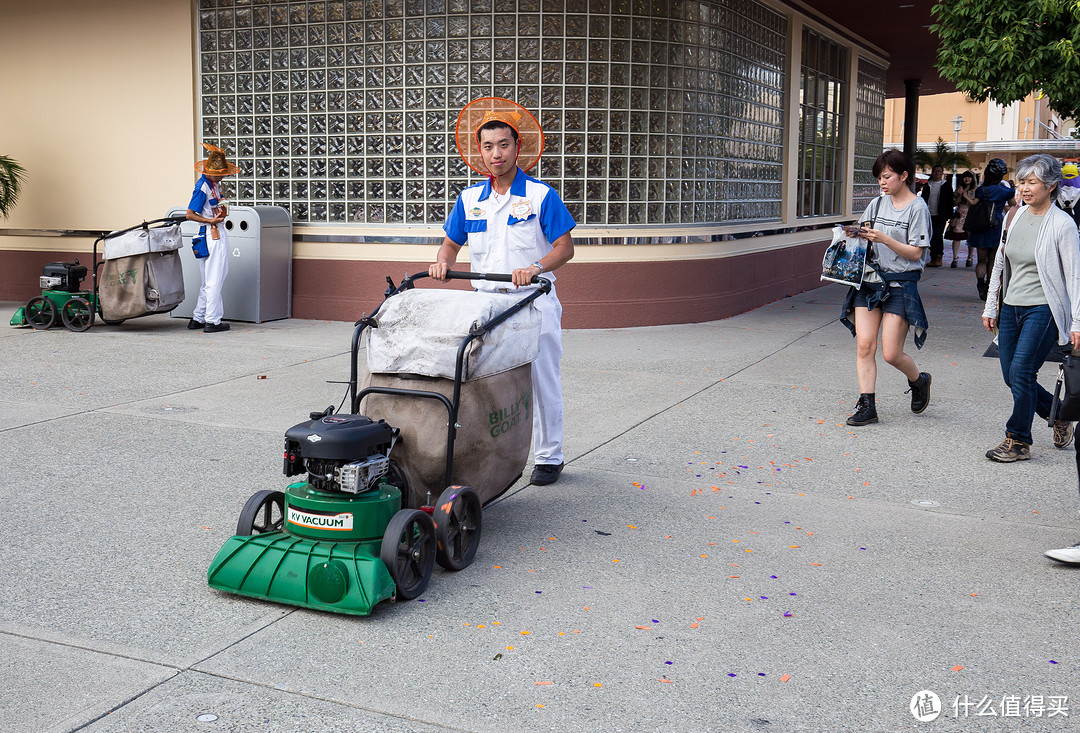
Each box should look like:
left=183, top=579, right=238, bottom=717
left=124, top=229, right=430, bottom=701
left=61, top=297, right=95, bottom=332
left=433, top=486, right=482, bottom=571
left=236, top=490, right=286, bottom=536
left=26, top=297, right=56, bottom=330
left=380, top=509, right=436, bottom=600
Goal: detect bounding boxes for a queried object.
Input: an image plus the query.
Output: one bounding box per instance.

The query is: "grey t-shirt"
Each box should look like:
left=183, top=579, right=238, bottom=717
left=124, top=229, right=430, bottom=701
left=1003, top=209, right=1047, bottom=306
left=860, top=195, right=931, bottom=285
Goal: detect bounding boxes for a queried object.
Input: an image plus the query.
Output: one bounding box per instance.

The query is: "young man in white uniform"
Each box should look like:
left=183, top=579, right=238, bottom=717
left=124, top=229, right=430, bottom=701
left=430, top=109, right=575, bottom=485
left=185, top=143, right=238, bottom=333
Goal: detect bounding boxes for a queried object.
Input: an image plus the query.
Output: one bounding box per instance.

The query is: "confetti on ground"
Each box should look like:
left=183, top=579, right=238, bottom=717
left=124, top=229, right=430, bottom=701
left=534, top=681, right=552, bottom=685
left=658, top=678, right=674, bottom=683
left=952, top=665, right=965, bottom=672
left=780, top=674, right=792, bottom=682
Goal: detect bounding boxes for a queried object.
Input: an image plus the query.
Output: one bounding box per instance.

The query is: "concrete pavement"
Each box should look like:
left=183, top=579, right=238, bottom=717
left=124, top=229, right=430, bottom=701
left=2, top=259, right=1078, bottom=732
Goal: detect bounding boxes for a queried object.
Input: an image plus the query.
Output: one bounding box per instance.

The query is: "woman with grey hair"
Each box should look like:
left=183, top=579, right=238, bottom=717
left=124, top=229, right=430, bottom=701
left=982, top=153, right=1080, bottom=467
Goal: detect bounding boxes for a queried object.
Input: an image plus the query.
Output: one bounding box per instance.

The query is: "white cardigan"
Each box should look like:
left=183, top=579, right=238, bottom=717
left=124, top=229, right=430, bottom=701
left=983, top=204, right=1080, bottom=345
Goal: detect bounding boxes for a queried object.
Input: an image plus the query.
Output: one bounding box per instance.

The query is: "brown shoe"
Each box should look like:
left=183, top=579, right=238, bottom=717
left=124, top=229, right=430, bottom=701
left=927, top=257, right=943, bottom=267
left=986, top=437, right=1031, bottom=462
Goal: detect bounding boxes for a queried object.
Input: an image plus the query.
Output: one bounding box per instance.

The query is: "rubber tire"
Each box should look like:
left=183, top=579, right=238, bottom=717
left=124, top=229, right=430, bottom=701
left=380, top=508, right=436, bottom=600
left=26, top=296, right=56, bottom=330
left=61, top=297, right=95, bottom=332
left=236, top=490, right=286, bottom=536
left=433, top=485, right=482, bottom=571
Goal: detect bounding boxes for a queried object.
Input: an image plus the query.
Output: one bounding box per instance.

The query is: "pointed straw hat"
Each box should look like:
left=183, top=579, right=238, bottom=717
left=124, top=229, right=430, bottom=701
left=455, top=97, right=544, bottom=176
left=194, top=143, right=240, bottom=176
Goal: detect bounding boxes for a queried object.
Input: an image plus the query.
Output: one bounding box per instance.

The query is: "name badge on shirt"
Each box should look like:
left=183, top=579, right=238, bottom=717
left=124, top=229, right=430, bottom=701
left=470, top=207, right=484, bottom=217
left=511, top=201, right=532, bottom=219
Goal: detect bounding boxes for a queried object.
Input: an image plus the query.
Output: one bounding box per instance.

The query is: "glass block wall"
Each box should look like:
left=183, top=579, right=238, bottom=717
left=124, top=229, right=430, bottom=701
left=852, top=58, right=886, bottom=214
left=796, top=27, right=847, bottom=218
left=196, top=0, right=787, bottom=227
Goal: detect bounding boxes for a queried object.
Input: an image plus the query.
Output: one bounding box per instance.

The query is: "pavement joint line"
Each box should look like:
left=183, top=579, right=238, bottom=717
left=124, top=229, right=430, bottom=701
left=178, top=667, right=475, bottom=732
left=0, top=350, right=351, bottom=435
left=64, top=670, right=183, bottom=733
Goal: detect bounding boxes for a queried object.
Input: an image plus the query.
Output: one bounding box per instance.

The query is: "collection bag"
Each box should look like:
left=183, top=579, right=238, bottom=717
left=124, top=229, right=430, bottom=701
left=1049, top=352, right=1080, bottom=423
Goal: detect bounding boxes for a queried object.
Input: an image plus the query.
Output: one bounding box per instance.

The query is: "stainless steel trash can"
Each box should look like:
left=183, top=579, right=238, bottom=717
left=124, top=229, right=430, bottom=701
left=167, top=205, right=292, bottom=323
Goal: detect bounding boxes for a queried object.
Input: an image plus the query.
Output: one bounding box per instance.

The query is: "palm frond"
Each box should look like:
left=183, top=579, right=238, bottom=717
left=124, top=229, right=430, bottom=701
left=0, top=155, right=28, bottom=219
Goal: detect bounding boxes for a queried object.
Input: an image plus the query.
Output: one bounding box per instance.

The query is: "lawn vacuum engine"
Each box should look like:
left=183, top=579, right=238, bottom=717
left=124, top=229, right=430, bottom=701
left=283, top=411, right=397, bottom=496
left=207, top=270, right=549, bottom=616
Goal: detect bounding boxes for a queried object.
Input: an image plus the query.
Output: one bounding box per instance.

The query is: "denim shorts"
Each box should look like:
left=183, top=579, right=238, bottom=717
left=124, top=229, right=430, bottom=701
left=852, top=284, right=906, bottom=316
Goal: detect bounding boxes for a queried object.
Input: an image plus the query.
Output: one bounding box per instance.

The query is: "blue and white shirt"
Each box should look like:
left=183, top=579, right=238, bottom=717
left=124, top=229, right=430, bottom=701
left=187, top=175, right=223, bottom=240
left=444, top=168, right=576, bottom=292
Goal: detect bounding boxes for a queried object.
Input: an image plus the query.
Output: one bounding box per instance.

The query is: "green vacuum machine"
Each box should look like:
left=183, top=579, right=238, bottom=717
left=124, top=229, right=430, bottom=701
left=207, top=271, right=549, bottom=615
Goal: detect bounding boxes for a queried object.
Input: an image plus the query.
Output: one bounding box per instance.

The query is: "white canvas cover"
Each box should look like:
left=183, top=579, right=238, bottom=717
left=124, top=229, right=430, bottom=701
left=103, top=224, right=183, bottom=260
left=367, top=288, right=541, bottom=381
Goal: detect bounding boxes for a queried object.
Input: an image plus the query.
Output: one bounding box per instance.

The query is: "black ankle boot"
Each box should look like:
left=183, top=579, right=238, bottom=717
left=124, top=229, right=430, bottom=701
left=977, top=277, right=989, bottom=301
left=908, top=372, right=932, bottom=413
left=846, top=393, right=878, bottom=426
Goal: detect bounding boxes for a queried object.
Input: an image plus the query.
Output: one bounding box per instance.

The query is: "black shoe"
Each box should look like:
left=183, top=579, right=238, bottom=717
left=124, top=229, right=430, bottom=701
left=204, top=322, right=231, bottom=333
left=977, top=278, right=989, bottom=301
left=846, top=394, right=878, bottom=426
left=907, top=372, right=931, bottom=413
left=187, top=319, right=205, bottom=330
left=530, top=462, right=564, bottom=485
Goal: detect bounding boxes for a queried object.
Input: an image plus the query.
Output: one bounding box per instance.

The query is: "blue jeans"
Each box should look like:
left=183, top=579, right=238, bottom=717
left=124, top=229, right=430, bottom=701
left=997, top=304, right=1058, bottom=444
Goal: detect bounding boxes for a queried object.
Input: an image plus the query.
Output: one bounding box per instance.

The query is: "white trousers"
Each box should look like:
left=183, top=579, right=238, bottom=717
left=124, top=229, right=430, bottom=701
left=193, top=231, right=229, bottom=325
left=531, top=292, right=564, bottom=465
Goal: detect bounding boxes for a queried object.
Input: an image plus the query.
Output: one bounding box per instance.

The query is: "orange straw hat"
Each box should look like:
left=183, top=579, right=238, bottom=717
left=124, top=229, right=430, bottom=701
left=194, top=142, right=240, bottom=176
left=455, top=97, right=544, bottom=176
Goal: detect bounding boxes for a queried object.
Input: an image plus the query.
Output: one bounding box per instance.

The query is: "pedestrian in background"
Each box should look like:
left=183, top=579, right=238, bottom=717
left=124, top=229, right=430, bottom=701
left=921, top=165, right=953, bottom=268
left=185, top=143, right=238, bottom=333
left=971, top=158, right=1017, bottom=301
left=946, top=170, right=977, bottom=267
left=981, top=153, right=1080, bottom=462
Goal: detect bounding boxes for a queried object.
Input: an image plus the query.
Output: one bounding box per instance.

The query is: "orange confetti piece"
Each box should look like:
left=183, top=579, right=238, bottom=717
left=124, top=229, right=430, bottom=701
left=690, top=623, right=699, bottom=628
left=810, top=563, right=822, bottom=566
left=728, top=575, right=739, bottom=579
left=534, top=681, right=552, bottom=685
left=583, top=606, right=590, bottom=610
left=627, top=524, right=636, bottom=529
left=970, top=593, right=977, bottom=597
left=658, top=678, right=674, bottom=683
left=690, top=489, right=702, bottom=496
left=697, top=617, right=704, bottom=621
left=789, top=545, right=801, bottom=548
left=700, top=554, right=708, bottom=559
left=952, top=665, right=965, bottom=672
left=521, top=631, right=530, bottom=635
left=593, top=683, right=602, bottom=687
left=780, top=674, right=792, bottom=682
left=635, top=625, right=649, bottom=629
left=493, top=565, right=502, bottom=569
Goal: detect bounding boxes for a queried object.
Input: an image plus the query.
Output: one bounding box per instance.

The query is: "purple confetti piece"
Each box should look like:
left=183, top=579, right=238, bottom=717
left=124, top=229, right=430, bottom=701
left=1050, top=660, right=1058, bottom=664
left=757, top=673, right=766, bottom=677
left=535, top=591, right=542, bottom=594
left=665, top=661, right=673, bottom=665
left=728, top=673, right=737, bottom=677
left=770, top=575, right=778, bottom=579
left=783, top=612, right=793, bottom=617
left=860, top=547, right=866, bottom=550
left=652, top=619, right=659, bottom=623
left=582, top=585, right=592, bottom=589
left=790, top=592, right=797, bottom=596
left=760, top=596, right=768, bottom=600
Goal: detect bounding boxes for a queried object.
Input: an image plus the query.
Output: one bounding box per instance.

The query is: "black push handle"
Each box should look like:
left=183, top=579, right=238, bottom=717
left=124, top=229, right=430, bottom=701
left=396, top=269, right=550, bottom=293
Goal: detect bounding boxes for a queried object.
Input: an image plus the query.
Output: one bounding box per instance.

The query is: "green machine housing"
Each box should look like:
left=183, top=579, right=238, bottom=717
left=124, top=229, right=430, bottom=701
left=207, top=413, right=413, bottom=615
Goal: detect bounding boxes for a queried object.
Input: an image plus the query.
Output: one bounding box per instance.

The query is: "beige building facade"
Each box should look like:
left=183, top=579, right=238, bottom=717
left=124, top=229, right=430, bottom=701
left=885, top=92, right=1080, bottom=177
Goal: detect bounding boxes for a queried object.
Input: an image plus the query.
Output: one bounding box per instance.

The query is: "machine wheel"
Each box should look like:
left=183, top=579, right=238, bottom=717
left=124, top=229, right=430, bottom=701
left=236, top=490, right=286, bottom=536
left=380, top=509, right=436, bottom=600
left=61, top=297, right=95, bottom=332
left=433, top=486, right=482, bottom=571
left=26, top=297, right=56, bottom=330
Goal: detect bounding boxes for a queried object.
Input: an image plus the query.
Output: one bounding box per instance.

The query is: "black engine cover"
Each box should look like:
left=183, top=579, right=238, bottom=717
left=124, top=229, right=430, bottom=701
left=42, top=261, right=88, bottom=292
left=283, top=414, right=394, bottom=476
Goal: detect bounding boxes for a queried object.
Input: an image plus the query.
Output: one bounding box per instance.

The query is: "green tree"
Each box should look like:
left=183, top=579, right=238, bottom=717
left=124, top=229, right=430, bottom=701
left=913, top=137, right=974, bottom=173
left=0, top=155, right=27, bottom=219
left=931, top=1, right=1080, bottom=120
